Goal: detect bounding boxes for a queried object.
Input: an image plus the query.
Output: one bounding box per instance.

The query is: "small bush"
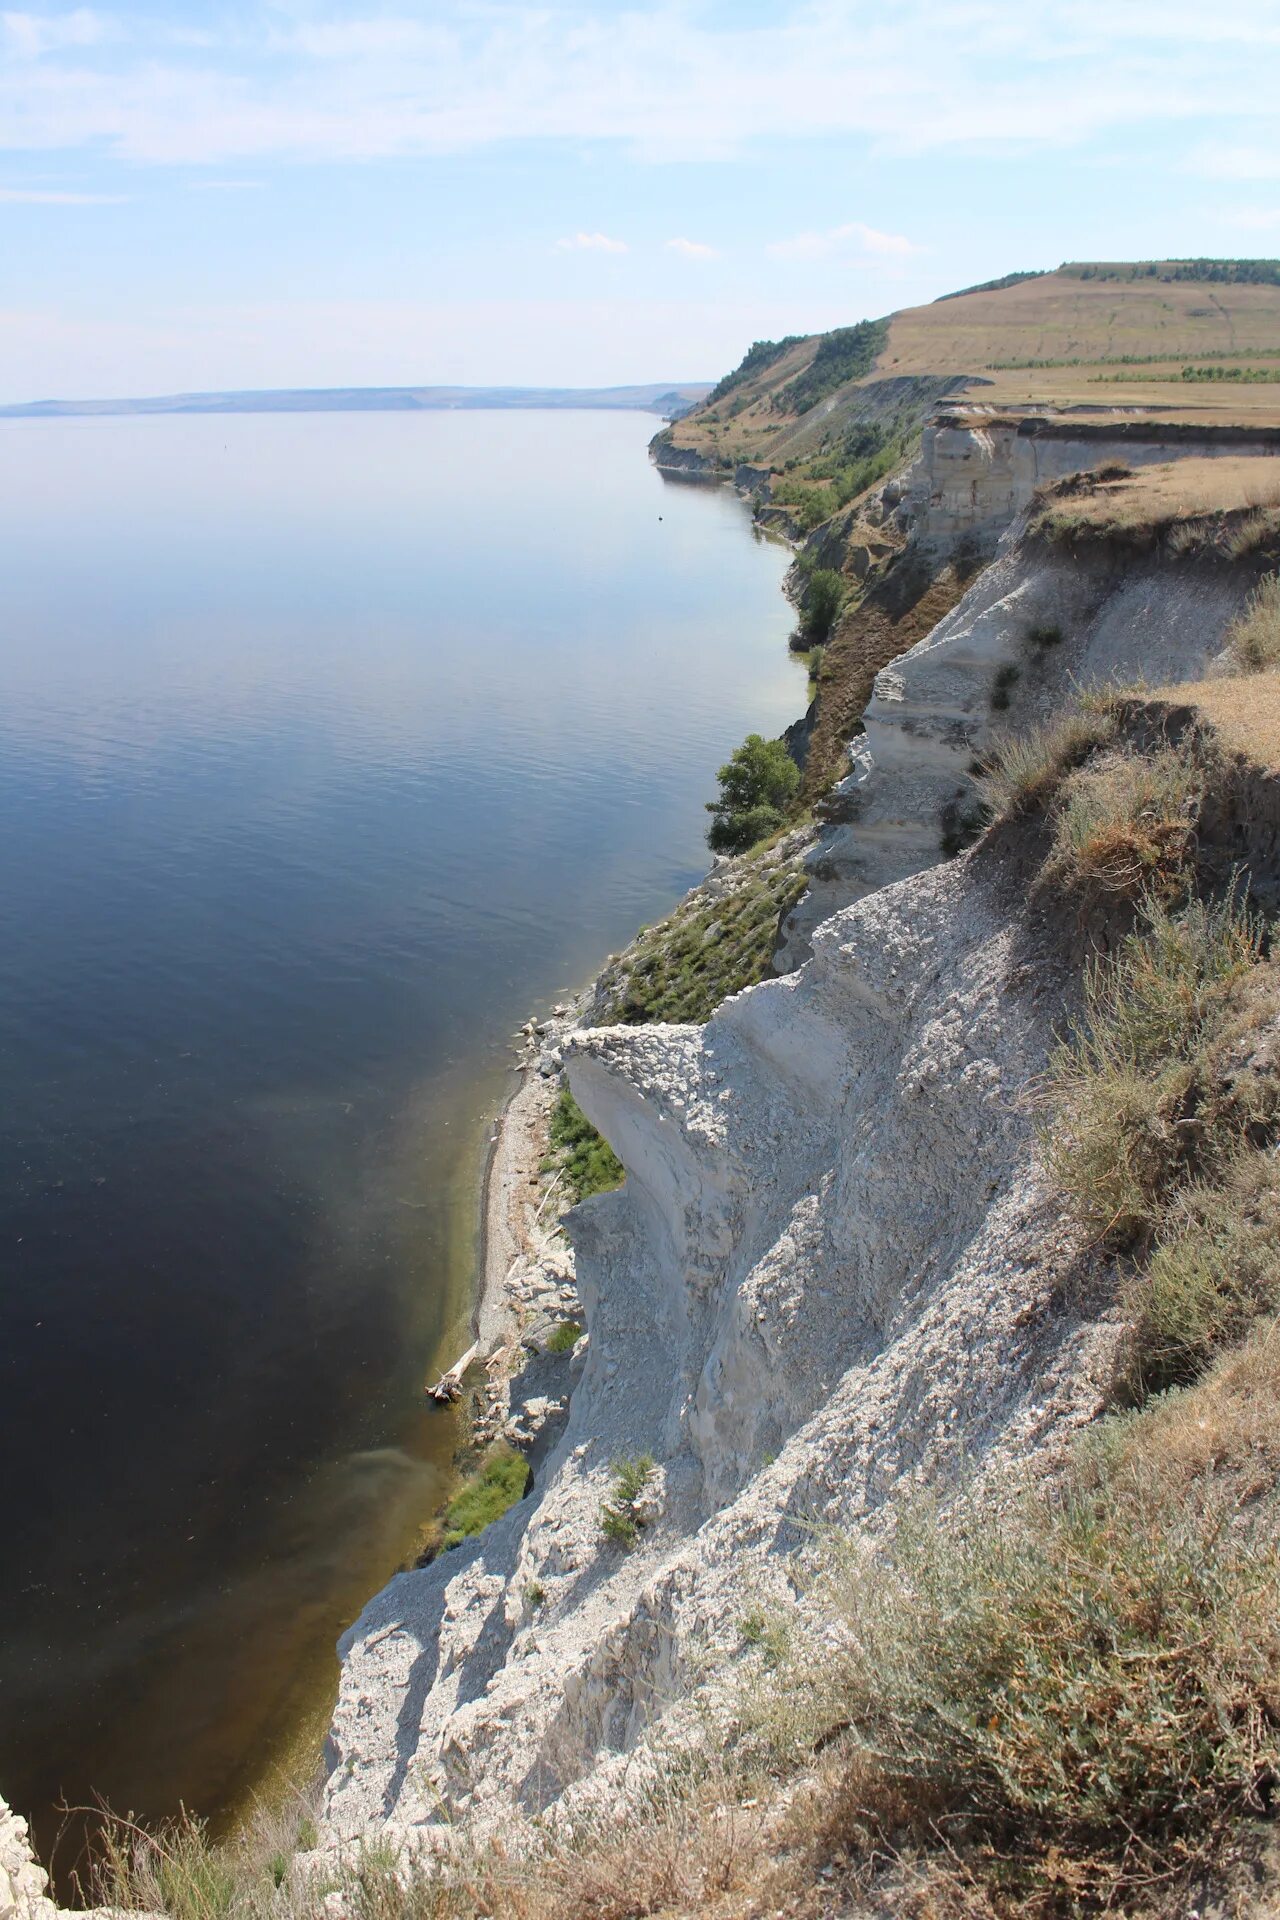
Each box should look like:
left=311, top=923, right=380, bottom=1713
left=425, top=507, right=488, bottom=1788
left=1044, top=743, right=1203, bottom=902
left=442, top=1445, right=531, bottom=1550
left=1040, top=893, right=1265, bottom=1248
left=1026, top=620, right=1063, bottom=648
left=989, top=661, right=1020, bottom=710
left=705, top=733, right=801, bottom=855
left=541, top=1089, right=624, bottom=1202
left=1227, top=572, right=1280, bottom=672
left=546, top=1318, right=583, bottom=1353
left=600, top=1454, right=655, bottom=1549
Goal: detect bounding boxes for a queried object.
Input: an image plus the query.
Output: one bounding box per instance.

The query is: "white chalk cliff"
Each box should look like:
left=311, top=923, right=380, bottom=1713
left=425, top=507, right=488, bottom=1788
left=318, top=420, right=1277, bottom=1859
left=321, top=850, right=1113, bottom=1849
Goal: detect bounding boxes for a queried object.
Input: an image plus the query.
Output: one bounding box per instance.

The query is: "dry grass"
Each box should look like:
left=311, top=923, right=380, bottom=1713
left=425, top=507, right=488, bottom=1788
left=882, top=272, right=1280, bottom=386
left=89, top=1765, right=772, bottom=1920
left=1119, top=1153, right=1280, bottom=1396
left=1029, top=458, right=1280, bottom=551
left=1153, top=665, right=1280, bottom=768
left=796, top=1429, right=1280, bottom=1915
left=1042, top=744, right=1204, bottom=902
left=979, top=705, right=1116, bottom=815
left=1038, top=894, right=1268, bottom=1250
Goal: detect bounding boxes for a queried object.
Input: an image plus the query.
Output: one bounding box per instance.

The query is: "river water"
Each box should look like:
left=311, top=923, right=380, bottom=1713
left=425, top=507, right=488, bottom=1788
left=0, top=407, right=799, bottom=1870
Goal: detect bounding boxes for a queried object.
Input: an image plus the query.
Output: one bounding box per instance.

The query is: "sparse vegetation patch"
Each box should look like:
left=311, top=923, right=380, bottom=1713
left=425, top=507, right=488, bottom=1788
left=441, top=1444, right=532, bottom=1550
left=541, top=1089, right=624, bottom=1203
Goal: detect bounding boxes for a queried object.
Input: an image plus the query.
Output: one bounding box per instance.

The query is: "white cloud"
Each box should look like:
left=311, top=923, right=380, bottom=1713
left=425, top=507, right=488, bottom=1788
left=556, top=231, right=628, bottom=253
left=0, top=184, right=124, bottom=203
left=666, top=237, right=719, bottom=259
left=0, top=3, right=1276, bottom=171
left=768, top=221, right=918, bottom=262
left=2, top=8, right=104, bottom=59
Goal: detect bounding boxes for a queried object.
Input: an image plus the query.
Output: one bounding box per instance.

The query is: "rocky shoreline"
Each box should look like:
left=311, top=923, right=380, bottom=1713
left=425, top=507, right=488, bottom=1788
left=445, top=998, right=589, bottom=1476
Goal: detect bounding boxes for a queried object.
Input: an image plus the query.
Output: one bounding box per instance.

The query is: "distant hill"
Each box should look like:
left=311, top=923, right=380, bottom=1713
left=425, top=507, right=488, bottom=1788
left=0, top=382, right=710, bottom=421
left=657, top=260, right=1280, bottom=529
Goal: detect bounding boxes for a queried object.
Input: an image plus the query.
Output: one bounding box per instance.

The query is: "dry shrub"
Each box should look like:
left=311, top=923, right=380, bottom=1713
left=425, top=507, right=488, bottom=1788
left=1227, top=574, right=1280, bottom=674
left=1039, top=894, right=1265, bottom=1249
left=802, top=1391, right=1280, bottom=1915
left=1043, top=744, right=1202, bottom=903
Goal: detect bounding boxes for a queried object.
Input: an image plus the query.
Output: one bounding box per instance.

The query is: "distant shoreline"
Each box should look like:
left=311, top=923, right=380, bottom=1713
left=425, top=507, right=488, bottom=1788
left=0, top=381, right=710, bottom=422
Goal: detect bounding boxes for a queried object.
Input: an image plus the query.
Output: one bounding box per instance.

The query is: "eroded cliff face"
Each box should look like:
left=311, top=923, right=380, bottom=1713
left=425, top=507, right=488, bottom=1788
left=320, top=847, right=1113, bottom=1854
left=779, top=534, right=1256, bottom=961
left=912, top=414, right=1280, bottom=550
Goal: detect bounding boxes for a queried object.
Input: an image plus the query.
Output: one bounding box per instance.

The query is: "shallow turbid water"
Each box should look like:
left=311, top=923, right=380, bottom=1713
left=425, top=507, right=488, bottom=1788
left=0, top=408, right=799, bottom=1870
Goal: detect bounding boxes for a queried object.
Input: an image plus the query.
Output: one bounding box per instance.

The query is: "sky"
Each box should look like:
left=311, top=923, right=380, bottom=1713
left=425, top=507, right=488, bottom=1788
left=3, top=1, right=1280, bottom=400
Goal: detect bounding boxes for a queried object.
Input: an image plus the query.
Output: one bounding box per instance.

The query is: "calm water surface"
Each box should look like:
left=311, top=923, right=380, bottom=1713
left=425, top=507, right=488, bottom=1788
left=0, top=409, right=799, bottom=1868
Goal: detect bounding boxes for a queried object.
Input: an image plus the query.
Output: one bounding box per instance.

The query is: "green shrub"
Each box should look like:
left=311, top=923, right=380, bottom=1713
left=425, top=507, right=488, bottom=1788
left=989, top=661, right=1020, bottom=710
left=541, top=1089, right=624, bottom=1202
left=771, top=478, right=836, bottom=531
left=1039, top=893, right=1264, bottom=1249
left=1226, top=572, right=1280, bottom=672
left=706, top=734, right=801, bottom=855
left=442, top=1445, right=531, bottom=1550
left=1120, top=1154, right=1280, bottom=1395
left=773, top=319, right=889, bottom=415
left=798, top=568, right=845, bottom=646
left=600, top=1454, right=655, bottom=1549
left=546, top=1319, right=583, bottom=1353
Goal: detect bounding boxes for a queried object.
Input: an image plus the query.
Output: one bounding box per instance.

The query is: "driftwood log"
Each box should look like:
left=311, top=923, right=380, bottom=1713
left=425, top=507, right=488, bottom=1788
left=427, top=1341, right=482, bottom=1403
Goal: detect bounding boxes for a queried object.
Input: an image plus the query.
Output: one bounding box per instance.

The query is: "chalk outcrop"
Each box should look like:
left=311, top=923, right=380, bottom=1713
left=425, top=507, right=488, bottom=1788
left=321, top=846, right=1113, bottom=1851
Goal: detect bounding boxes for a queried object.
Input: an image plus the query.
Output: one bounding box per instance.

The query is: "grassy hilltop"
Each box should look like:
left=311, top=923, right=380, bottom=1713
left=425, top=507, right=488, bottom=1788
left=658, top=260, right=1280, bottom=532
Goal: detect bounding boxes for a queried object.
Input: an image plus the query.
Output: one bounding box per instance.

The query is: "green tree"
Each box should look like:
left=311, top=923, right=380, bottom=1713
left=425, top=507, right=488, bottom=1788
left=800, top=568, right=846, bottom=645
left=706, top=733, right=801, bottom=854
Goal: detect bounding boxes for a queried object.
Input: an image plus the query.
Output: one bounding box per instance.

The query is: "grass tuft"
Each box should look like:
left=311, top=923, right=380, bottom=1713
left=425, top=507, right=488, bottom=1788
left=979, top=702, right=1119, bottom=817
left=545, top=1319, right=583, bottom=1354
left=1227, top=573, right=1280, bottom=673
left=1039, top=892, right=1266, bottom=1250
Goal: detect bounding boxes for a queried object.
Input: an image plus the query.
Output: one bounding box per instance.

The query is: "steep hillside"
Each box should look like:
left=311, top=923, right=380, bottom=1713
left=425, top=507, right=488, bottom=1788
left=654, top=260, right=1280, bottom=534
